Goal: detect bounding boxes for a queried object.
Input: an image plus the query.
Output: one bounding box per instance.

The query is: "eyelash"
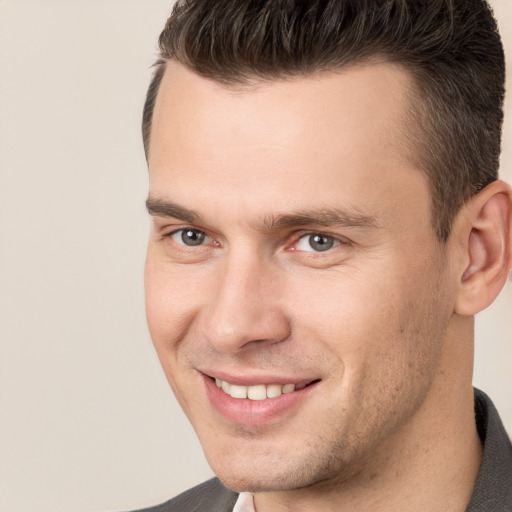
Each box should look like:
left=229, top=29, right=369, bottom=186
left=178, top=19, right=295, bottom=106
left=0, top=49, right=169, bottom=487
left=166, top=228, right=214, bottom=247
left=294, top=233, right=343, bottom=253
left=164, top=227, right=347, bottom=255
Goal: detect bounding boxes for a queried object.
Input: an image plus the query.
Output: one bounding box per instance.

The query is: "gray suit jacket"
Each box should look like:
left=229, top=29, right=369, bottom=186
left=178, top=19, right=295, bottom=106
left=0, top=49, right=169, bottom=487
left=131, top=389, right=511, bottom=511
left=132, top=478, right=237, bottom=512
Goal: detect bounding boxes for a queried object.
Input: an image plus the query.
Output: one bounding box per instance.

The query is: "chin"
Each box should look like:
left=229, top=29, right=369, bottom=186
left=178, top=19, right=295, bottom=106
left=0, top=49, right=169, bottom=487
left=207, top=460, right=277, bottom=492
left=215, top=472, right=298, bottom=494
left=206, top=453, right=333, bottom=494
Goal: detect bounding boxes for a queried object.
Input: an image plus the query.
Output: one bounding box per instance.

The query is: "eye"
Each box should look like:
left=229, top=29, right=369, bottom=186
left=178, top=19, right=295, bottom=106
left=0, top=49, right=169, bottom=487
left=296, top=233, right=340, bottom=252
left=169, top=228, right=212, bottom=246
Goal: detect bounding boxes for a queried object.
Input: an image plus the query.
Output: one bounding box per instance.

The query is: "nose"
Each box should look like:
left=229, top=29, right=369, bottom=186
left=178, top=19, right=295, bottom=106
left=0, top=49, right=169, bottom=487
left=200, top=254, right=291, bottom=354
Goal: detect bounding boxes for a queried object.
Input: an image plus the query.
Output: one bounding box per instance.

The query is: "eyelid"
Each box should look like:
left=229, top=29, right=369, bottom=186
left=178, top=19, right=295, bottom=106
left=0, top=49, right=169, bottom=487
left=166, top=227, right=215, bottom=247
left=292, top=231, right=349, bottom=253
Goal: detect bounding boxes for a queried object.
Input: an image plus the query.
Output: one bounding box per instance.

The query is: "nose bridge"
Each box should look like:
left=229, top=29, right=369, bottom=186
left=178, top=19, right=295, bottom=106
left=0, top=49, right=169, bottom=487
left=202, top=248, right=289, bottom=352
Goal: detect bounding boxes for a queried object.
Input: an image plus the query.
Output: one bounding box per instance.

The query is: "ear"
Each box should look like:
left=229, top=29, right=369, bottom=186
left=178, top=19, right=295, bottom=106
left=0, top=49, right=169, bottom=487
left=454, top=180, right=512, bottom=316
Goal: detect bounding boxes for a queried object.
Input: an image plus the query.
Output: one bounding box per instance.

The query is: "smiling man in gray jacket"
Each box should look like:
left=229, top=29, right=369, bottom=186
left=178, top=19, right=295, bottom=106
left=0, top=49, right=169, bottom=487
left=136, top=1, right=512, bottom=510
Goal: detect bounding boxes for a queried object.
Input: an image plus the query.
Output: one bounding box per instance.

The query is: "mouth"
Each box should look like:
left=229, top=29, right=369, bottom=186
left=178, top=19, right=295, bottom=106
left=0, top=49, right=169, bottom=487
left=201, top=372, right=321, bottom=425
left=213, top=377, right=317, bottom=400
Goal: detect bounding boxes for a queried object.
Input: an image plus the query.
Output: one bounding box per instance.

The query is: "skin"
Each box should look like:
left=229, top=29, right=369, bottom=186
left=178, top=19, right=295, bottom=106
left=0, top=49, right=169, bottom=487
left=144, top=61, right=510, bottom=511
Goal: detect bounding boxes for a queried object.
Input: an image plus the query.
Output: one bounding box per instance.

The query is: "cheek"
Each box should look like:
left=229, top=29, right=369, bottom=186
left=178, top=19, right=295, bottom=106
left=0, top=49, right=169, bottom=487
left=291, top=262, right=444, bottom=385
left=290, top=269, right=399, bottom=351
left=144, top=253, right=203, bottom=346
left=145, top=275, right=179, bottom=350
left=144, top=262, right=201, bottom=408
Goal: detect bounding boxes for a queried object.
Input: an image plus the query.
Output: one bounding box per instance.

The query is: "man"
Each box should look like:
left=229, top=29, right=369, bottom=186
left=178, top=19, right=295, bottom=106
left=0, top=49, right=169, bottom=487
left=137, top=0, right=512, bottom=510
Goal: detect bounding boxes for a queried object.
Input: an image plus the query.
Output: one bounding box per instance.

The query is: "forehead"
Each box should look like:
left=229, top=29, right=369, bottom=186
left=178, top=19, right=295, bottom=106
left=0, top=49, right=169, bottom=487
left=148, top=61, right=429, bottom=231
left=149, top=60, right=413, bottom=165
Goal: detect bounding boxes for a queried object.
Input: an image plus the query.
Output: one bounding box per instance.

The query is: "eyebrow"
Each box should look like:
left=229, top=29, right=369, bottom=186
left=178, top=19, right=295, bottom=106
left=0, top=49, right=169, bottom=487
left=146, top=198, right=200, bottom=224
left=263, top=208, right=379, bottom=231
left=146, top=197, right=379, bottom=231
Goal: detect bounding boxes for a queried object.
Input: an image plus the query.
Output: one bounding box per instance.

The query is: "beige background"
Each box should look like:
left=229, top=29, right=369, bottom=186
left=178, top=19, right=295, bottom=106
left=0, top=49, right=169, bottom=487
left=0, top=1, right=510, bottom=511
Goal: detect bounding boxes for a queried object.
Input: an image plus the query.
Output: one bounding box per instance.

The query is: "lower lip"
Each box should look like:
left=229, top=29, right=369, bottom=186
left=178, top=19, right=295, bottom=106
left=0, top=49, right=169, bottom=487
left=203, top=375, right=319, bottom=426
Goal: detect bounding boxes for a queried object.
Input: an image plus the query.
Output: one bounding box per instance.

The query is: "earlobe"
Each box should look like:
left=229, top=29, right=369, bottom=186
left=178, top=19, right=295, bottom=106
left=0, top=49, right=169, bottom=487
left=454, top=180, right=512, bottom=316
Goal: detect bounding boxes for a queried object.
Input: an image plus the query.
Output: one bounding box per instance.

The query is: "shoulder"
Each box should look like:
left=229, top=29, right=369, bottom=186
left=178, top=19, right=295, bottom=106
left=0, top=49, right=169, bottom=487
left=466, top=389, right=512, bottom=511
left=129, top=478, right=239, bottom=512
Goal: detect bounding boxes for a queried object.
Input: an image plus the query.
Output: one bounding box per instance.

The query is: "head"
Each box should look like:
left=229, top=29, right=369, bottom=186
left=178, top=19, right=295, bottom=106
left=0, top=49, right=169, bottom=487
left=143, top=0, right=511, bottom=498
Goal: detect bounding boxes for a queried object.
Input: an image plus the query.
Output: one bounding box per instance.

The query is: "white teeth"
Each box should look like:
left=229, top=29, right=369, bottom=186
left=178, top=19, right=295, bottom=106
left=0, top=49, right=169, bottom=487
left=215, top=379, right=310, bottom=400
left=247, top=385, right=267, bottom=400
left=282, top=383, right=296, bottom=394
left=229, top=385, right=248, bottom=399
left=266, top=384, right=283, bottom=398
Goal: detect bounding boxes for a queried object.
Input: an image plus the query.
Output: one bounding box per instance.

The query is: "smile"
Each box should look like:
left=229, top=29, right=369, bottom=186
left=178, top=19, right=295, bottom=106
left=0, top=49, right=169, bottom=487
left=214, top=378, right=313, bottom=400
left=204, top=374, right=321, bottom=424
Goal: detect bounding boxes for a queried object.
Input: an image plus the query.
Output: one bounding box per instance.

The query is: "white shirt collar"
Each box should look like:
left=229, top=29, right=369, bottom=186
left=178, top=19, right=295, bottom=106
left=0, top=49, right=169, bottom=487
left=233, top=492, right=256, bottom=512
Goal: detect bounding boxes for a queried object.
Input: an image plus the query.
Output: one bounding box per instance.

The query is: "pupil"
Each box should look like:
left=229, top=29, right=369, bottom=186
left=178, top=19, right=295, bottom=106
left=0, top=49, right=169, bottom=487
left=182, top=229, right=204, bottom=246
left=310, top=234, right=333, bottom=252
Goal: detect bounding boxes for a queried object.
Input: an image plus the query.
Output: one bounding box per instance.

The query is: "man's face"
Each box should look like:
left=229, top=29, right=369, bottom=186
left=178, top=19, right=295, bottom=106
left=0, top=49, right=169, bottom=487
left=145, top=62, right=457, bottom=492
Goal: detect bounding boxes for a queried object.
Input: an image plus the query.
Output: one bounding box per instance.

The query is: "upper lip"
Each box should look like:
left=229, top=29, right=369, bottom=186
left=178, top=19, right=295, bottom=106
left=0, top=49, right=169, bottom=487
left=199, top=369, right=319, bottom=387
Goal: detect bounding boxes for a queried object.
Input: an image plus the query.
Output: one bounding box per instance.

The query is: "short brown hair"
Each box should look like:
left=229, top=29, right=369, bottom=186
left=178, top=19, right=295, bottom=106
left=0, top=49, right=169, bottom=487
left=142, top=0, right=505, bottom=241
